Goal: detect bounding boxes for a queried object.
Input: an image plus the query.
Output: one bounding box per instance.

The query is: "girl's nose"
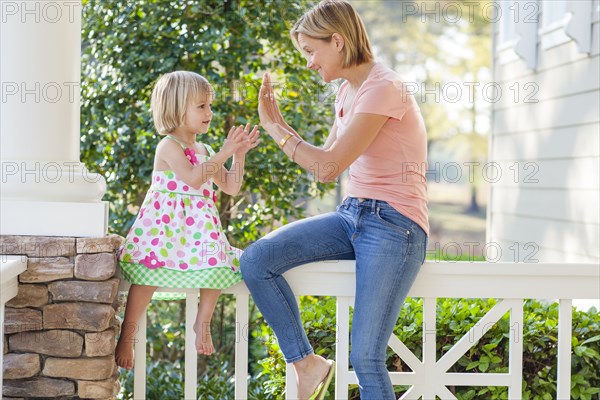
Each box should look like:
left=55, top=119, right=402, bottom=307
left=306, top=59, right=314, bottom=69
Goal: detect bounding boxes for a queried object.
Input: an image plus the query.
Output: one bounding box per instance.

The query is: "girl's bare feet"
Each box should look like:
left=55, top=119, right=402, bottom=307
left=194, top=288, right=220, bottom=356
left=294, top=354, right=333, bottom=400
left=115, top=334, right=135, bottom=370
left=114, top=285, right=157, bottom=370
left=193, top=319, right=214, bottom=355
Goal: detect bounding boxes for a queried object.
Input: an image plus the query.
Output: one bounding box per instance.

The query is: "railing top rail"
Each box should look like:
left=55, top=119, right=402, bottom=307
left=0, top=255, right=27, bottom=283
left=151, top=261, right=599, bottom=300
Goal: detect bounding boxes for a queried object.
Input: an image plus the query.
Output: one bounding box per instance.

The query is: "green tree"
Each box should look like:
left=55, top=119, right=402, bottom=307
left=81, top=0, right=335, bottom=242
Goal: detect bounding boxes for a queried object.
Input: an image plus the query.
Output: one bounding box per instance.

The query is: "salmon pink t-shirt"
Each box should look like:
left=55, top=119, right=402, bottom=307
left=335, top=62, right=429, bottom=235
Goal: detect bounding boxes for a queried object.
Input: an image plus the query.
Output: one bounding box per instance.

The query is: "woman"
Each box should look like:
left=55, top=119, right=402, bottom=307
left=240, top=1, right=429, bottom=398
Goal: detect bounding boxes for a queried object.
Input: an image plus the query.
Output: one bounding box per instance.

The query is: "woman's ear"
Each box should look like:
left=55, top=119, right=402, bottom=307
left=332, top=33, right=345, bottom=52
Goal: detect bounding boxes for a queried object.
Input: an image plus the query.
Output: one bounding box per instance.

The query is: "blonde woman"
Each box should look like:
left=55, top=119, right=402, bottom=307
left=241, top=1, right=429, bottom=399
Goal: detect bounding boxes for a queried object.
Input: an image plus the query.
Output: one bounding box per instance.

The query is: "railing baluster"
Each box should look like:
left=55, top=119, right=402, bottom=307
left=185, top=290, right=198, bottom=400
left=235, top=293, right=249, bottom=400
left=557, top=299, right=573, bottom=399
left=1, top=304, right=5, bottom=388
left=1, top=256, right=27, bottom=397
left=422, top=297, right=437, bottom=398
left=133, top=311, right=147, bottom=399
left=508, top=299, right=524, bottom=399
left=285, top=362, right=297, bottom=399
left=285, top=296, right=301, bottom=400
left=335, top=296, right=352, bottom=400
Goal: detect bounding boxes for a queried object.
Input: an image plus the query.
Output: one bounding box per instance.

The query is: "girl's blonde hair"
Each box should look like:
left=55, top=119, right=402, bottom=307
left=290, top=0, right=374, bottom=68
left=150, top=71, right=213, bottom=135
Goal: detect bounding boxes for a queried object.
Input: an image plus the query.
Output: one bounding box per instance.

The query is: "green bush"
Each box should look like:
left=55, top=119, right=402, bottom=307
left=256, top=298, right=599, bottom=400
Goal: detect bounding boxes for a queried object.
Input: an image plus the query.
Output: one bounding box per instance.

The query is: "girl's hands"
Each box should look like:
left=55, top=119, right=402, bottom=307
left=221, top=124, right=247, bottom=156
left=221, top=124, right=260, bottom=157
left=236, top=124, right=260, bottom=155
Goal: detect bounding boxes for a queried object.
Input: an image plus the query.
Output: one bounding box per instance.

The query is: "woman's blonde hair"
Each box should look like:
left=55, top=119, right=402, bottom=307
left=290, top=0, right=373, bottom=68
left=150, top=71, right=213, bottom=135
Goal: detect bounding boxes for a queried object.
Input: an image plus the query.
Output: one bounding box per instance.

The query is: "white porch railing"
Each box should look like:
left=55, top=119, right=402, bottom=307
left=1, top=255, right=28, bottom=386
left=132, top=262, right=599, bottom=400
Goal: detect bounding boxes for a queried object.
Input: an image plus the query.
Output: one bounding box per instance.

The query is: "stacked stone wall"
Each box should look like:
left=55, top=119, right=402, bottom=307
left=1, top=235, right=123, bottom=399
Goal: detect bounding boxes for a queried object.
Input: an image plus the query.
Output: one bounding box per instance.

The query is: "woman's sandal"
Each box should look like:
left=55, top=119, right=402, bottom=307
left=308, top=360, right=335, bottom=400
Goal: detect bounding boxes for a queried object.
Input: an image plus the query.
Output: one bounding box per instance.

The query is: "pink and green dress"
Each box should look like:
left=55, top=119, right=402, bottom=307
left=118, top=137, right=242, bottom=298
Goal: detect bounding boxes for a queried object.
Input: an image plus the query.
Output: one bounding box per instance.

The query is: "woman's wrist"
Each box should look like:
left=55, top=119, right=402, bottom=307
left=290, top=138, right=303, bottom=162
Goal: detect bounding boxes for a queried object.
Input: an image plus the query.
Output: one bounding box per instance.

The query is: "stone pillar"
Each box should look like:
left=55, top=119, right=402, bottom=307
left=1, top=234, right=123, bottom=399
left=0, top=0, right=107, bottom=237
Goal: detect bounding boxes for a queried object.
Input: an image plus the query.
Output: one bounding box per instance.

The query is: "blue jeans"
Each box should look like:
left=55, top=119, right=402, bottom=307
left=240, top=197, right=427, bottom=399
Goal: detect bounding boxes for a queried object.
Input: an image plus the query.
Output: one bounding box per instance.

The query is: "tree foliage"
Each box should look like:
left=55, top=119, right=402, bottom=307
left=81, top=0, right=335, bottom=241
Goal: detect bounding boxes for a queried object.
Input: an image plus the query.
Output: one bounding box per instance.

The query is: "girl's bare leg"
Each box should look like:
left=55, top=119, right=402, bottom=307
left=193, top=288, right=221, bottom=355
left=115, top=284, right=157, bottom=370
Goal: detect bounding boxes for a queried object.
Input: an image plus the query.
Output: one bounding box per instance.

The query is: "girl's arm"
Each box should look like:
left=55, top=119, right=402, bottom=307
left=155, top=126, right=246, bottom=190
left=213, top=153, right=246, bottom=196
left=212, top=124, right=259, bottom=196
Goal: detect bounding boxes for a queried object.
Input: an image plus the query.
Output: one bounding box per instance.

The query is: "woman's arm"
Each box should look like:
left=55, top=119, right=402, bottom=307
left=259, top=72, right=388, bottom=182
left=265, top=114, right=388, bottom=182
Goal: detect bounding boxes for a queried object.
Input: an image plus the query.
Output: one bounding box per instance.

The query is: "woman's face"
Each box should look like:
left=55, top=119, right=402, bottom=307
left=297, top=33, right=343, bottom=83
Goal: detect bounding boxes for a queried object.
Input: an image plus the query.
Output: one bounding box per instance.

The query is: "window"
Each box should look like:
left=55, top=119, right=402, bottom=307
left=539, top=0, right=570, bottom=49
left=499, top=0, right=518, bottom=46
left=542, top=1, right=568, bottom=28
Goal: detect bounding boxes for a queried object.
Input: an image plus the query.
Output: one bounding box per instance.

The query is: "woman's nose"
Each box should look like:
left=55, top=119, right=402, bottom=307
left=306, top=59, right=314, bottom=69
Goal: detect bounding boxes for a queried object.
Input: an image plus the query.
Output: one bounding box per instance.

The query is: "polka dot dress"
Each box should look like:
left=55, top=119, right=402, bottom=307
left=118, top=142, right=242, bottom=296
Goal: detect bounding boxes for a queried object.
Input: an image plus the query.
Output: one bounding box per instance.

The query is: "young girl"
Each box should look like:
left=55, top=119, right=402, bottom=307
left=116, top=71, right=259, bottom=370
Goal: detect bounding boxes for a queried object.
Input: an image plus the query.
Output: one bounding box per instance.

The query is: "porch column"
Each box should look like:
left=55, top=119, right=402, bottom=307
left=1, top=0, right=108, bottom=236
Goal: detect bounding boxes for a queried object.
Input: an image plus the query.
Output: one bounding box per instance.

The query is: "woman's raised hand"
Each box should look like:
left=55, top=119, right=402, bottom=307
left=258, top=72, right=287, bottom=130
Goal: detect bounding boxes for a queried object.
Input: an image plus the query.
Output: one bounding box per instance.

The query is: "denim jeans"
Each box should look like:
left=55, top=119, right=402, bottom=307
left=240, top=197, right=427, bottom=399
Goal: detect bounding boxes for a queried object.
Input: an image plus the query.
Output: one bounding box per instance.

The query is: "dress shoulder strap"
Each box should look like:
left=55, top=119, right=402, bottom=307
left=202, top=143, right=216, bottom=157
left=165, top=135, right=187, bottom=149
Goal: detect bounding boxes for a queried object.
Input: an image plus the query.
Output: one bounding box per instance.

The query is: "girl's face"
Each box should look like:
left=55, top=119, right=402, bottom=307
left=183, top=93, right=213, bottom=135
left=297, top=33, right=344, bottom=83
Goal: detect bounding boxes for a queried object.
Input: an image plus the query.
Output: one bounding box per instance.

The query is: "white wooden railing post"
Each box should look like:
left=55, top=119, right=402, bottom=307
left=234, top=292, right=249, bottom=400
left=508, top=299, right=524, bottom=399
left=185, top=290, right=199, bottom=400
left=422, top=297, right=437, bottom=399
left=557, top=299, right=573, bottom=400
left=285, top=296, right=301, bottom=400
left=0, top=302, right=4, bottom=392
left=1, top=256, right=28, bottom=397
left=335, top=296, right=352, bottom=400
left=133, top=310, right=147, bottom=399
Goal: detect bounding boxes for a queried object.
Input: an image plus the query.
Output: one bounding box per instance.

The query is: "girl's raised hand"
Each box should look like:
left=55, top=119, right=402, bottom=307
left=221, top=124, right=247, bottom=156
left=236, top=124, right=260, bottom=155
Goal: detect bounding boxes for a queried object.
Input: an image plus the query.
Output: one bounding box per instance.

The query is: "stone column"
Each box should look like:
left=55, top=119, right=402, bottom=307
left=1, top=0, right=107, bottom=237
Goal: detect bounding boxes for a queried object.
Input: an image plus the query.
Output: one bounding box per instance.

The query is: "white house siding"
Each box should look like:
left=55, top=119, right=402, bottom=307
left=489, top=0, right=600, bottom=263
